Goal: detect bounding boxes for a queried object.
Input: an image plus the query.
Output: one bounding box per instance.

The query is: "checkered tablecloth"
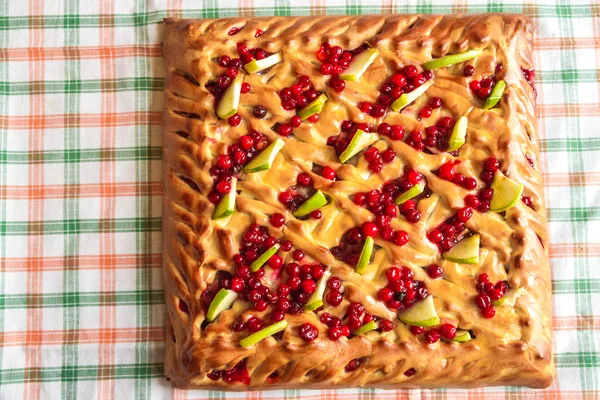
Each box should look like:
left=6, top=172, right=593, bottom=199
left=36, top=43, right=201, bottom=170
left=1, top=0, right=599, bottom=399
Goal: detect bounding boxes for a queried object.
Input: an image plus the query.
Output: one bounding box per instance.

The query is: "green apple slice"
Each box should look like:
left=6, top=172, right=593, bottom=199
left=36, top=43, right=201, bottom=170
left=424, top=49, right=483, bottom=70
left=483, top=80, right=506, bottom=109
left=390, top=80, right=434, bottom=112
left=298, top=94, right=327, bottom=120
left=354, top=320, right=377, bottom=335
left=243, top=52, right=283, bottom=74
left=338, top=129, right=379, bottom=164
left=489, top=171, right=523, bottom=212
left=243, top=138, right=285, bottom=173
left=305, top=270, right=331, bottom=311
left=493, top=287, right=525, bottom=307
left=216, top=74, right=243, bottom=119
left=442, top=234, right=480, bottom=264
left=355, top=236, right=374, bottom=274
left=207, top=288, right=238, bottom=321
left=293, top=190, right=327, bottom=218
left=240, top=319, right=288, bottom=348
left=447, top=115, right=468, bottom=152
left=250, top=244, right=280, bottom=272
left=452, top=330, right=472, bottom=343
left=398, top=295, right=440, bottom=327
left=395, top=181, right=425, bottom=205
left=212, top=177, right=237, bottom=219
left=339, top=48, right=380, bottom=81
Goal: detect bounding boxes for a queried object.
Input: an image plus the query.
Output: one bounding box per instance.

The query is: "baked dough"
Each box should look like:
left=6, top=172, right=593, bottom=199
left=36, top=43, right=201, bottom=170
left=162, top=14, right=555, bottom=390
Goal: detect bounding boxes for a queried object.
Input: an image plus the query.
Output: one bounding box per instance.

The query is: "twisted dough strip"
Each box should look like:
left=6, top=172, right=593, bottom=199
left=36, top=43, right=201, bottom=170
left=162, top=14, right=554, bottom=389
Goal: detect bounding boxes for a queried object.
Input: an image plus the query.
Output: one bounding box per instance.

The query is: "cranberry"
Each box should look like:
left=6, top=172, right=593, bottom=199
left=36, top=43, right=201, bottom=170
left=287, top=276, right=301, bottom=291
left=478, top=273, right=490, bottom=284
left=208, top=191, right=222, bottom=204
left=268, top=254, right=283, bottom=269
left=329, top=76, right=345, bottom=92
left=463, top=65, right=475, bottom=77
left=439, top=323, right=456, bottom=340
left=326, top=290, right=343, bottom=306
left=428, top=97, right=443, bottom=109
left=390, top=125, right=405, bottom=141
left=320, top=166, right=336, bottom=180
left=419, top=106, right=433, bottom=119
left=293, top=250, right=304, bottom=261
left=404, top=209, right=421, bottom=223
left=457, top=207, right=473, bottom=222
left=484, top=157, right=499, bottom=172
left=478, top=201, right=490, bottom=213
left=241, top=83, right=251, bottom=93
left=379, top=320, right=394, bottom=332
left=286, top=262, right=301, bottom=277
left=403, top=65, right=418, bottom=78
left=469, top=80, right=481, bottom=92
left=381, top=149, right=396, bottom=163
left=299, top=323, right=319, bottom=342
left=409, top=326, right=424, bottom=335
left=386, top=266, right=401, bottom=282
left=404, top=368, right=416, bottom=377
left=320, top=63, right=333, bottom=75
left=480, top=188, right=494, bottom=201
left=270, top=213, right=285, bottom=228
left=329, top=326, right=343, bottom=340
left=228, top=113, right=241, bottom=127
left=522, top=196, right=534, bottom=209
left=359, top=102, right=373, bottom=114
left=464, top=194, right=480, bottom=208
left=325, top=277, right=340, bottom=291
left=477, top=87, right=492, bottom=98
left=362, top=222, right=379, bottom=237
left=482, top=306, right=496, bottom=318
left=378, top=287, right=394, bottom=302
left=278, top=123, right=292, bottom=137
left=247, top=316, right=262, bottom=332
left=439, top=162, right=455, bottom=180
left=254, top=299, right=268, bottom=311
left=270, top=310, right=284, bottom=322
left=423, top=330, right=440, bottom=344
left=297, top=173, right=312, bottom=186
left=216, top=180, right=231, bottom=194
left=475, top=293, right=491, bottom=309
left=426, top=264, right=443, bottom=279
left=462, top=177, right=477, bottom=190
left=391, top=73, right=407, bottom=86
left=228, top=58, right=242, bottom=69
left=427, top=229, right=442, bottom=243
left=208, top=369, right=221, bottom=381
left=302, top=279, right=316, bottom=294
left=231, top=277, right=245, bottom=293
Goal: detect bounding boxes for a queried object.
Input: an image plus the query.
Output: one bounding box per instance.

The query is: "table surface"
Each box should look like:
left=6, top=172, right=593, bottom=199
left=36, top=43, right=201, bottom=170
left=1, top=0, right=599, bottom=399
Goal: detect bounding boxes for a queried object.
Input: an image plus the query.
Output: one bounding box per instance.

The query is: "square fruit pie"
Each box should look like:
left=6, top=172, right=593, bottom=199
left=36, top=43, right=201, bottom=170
left=162, top=14, right=555, bottom=389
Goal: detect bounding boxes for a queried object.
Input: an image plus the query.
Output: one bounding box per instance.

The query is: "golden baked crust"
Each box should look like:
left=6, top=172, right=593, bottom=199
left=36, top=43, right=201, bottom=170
left=162, top=14, right=555, bottom=390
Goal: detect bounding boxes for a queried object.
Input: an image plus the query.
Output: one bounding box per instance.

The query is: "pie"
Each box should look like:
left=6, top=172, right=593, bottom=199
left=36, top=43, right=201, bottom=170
left=161, top=14, right=555, bottom=390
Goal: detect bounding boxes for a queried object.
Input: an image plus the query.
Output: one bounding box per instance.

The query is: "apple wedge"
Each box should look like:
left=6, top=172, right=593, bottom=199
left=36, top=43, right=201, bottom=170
left=447, top=115, right=468, bottom=152
left=240, top=319, right=288, bottom=348
left=244, top=52, right=282, bottom=74
left=424, top=49, right=483, bottom=70
left=494, top=287, right=525, bottom=307
left=298, top=94, right=327, bottom=120
left=355, top=236, right=374, bottom=274
left=452, top=330, right=472, bottom=342
left=250, top=244, right=280, bottom=272
left=338, top=129, right=379, bottom=164
left=398, top=295, right=440, bottom=327
left=216, top=75, right=243, bottom=119
left=243, top=138, right=285, bottom=173
left=207, top=288, right=238, bottom=321
left=212, top=177, right=237, bottom=219
left=339, top=48, right=380, bottom=81
left=483, top=80, right=506, bottom=109
left=489, top=171, right=523, bottom=212
left=395, top=181, right=425, bottom=205
left=354, top=320, right=377, bottom=335
left=390, top=80, right=434, bottom=112
left=442, top=234, right=480, bottom=264
left=305, top=270, right=331, bottom=311
left=293, top=190, right=328, bottom=218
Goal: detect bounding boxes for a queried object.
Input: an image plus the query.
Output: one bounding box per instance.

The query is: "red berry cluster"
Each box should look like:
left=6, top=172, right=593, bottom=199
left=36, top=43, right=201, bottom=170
left=278, top=175, right=324, bottom=219
left=426, top=207, right=474, bottom=251
left=377, top=266, right=428, bottom=311
left=207, top=55, right=252, bottom=127
left=420, top=116, right=460, bottom=152
left=327, top=120, right=374, bottom=156
left=285, top=261, right=326, bottom=305
left=363, top=146, right=395, bottom=173
left=207, top=132, right=269, bottom=205
left=319, top=312, right=350, bottom=340
left=236, top=42, right=272, bottom=66
left=316, top=42, right=368, bottom=83
left=409, top=322, right=457, bottom=344
left=278, top=75, right=321, bottom=123
left=376, top=122, right=405, bottom=141
left=366, top=171, right=427, bottom=225
left=468, top=64, right=502, bottom=100
left=475, top=273, right=507, bottom=319
left=377, top=66, right=433, bottom=110
left=437, top=160, right=478, bottom=190
left=325, top=276, right=343, bottom=306
left=207, top=359, right=250, bottom=384
left=418, top=96, right=443, bottom=120
left=522, top=68, right=535, bottom=88
left=462, top=156, right=498, bottom=213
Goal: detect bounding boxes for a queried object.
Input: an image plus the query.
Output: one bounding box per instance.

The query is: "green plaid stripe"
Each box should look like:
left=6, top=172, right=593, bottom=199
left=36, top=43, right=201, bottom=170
left=0, top=0, right=599, bottom=398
